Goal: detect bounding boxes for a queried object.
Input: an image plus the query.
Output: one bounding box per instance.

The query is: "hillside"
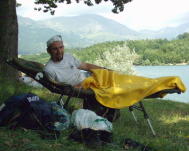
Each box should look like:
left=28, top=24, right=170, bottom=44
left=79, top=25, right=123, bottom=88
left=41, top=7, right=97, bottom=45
left=39, top=14, right=139, bottom=39
left=18, top=14, right=189, bottom=54
left=21, top=32, right=189, bottom=66
left=18, top=17, right=85, bottom=54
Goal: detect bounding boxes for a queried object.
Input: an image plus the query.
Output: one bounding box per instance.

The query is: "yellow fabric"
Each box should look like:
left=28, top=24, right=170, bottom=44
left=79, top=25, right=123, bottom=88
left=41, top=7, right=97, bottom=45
left=81, top=69, right=186, bottom=109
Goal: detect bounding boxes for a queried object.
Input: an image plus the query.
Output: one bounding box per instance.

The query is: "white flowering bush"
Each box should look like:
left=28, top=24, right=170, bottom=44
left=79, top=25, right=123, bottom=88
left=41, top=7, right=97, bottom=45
left=94, top=43, right=139, bottom=75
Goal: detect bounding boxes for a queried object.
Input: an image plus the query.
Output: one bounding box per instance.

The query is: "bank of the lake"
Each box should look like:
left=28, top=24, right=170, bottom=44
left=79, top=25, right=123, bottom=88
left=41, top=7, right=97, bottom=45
left=135, top=65, right=189, bottom=103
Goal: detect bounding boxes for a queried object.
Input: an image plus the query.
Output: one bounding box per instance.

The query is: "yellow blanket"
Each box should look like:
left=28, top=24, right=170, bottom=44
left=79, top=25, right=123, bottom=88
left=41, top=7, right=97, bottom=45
left=81, top=69, right=186, bottom=109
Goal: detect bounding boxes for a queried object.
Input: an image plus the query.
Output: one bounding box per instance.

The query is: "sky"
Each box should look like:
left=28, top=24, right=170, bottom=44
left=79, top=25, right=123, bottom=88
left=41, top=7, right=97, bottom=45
left=16, top=0, right=189, bottom=31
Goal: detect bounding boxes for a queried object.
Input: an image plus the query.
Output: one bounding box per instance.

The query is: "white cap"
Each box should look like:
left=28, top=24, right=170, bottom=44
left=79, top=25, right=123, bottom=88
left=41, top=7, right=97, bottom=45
left=47, top=35, right=62, bottom=47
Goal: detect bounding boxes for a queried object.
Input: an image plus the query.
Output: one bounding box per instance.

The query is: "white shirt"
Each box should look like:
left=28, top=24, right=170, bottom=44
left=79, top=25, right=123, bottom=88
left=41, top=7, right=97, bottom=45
left=44, top=53, right=88, bottom=86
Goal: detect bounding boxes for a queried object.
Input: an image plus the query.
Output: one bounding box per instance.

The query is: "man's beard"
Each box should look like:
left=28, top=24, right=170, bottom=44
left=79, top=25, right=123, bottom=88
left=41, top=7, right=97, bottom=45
left=52, top=54, right=63, bottom=62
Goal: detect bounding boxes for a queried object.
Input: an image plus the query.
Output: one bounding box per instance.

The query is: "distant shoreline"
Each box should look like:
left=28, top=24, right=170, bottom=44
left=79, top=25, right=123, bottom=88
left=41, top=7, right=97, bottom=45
left=170, top=63, right=188, bottom=66
left=135, top=63, right=189, bottom=66
left=162, top=62, right=188, bottom=66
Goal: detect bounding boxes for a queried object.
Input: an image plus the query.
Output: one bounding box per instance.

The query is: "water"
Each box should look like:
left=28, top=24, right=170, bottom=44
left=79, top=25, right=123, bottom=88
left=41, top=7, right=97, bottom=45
left=134, top=65, right=189, bottom=103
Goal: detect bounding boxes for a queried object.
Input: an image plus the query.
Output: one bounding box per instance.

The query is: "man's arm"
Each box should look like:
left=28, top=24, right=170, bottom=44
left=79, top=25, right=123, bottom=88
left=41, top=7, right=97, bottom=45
left=78, top=62, right=105, bottom=71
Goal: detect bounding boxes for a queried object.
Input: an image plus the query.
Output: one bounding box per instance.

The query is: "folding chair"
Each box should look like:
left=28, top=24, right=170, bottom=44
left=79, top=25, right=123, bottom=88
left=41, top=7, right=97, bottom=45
left=6, top=58, right=182, bottom=136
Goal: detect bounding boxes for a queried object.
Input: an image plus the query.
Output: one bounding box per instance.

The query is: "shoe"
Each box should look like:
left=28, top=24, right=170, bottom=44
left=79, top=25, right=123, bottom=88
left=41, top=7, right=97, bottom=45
left=124, top=138, right=153, bottom=151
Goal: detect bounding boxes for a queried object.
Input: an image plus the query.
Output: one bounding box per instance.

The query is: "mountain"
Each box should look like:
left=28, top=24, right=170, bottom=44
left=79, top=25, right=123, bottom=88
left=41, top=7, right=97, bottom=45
left=18, top=16, right=62, bottom=54
left=18, top=14, right=189, bottom=54
left=18, top=14, right=140, bottom=54
left=18, top=16, right=85, bottom=54
left=139, top=22, right=189, bottom=39
left=38, top=14, right=139, bottom=40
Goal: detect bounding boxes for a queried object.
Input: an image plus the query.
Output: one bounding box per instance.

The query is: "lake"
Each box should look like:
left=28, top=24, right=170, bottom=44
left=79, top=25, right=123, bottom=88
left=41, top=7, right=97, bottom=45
left=134, top=65, right=189, bottom=103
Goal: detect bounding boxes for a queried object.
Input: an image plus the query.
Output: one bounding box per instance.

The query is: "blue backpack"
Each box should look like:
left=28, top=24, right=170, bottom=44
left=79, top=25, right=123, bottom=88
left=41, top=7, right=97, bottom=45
left=0, top=93, right=70, bottom=138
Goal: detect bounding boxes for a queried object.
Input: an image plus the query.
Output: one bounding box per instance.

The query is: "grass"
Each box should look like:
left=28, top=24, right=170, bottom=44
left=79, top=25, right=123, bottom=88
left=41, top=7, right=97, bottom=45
left=0, top=77, right=189, bottom=151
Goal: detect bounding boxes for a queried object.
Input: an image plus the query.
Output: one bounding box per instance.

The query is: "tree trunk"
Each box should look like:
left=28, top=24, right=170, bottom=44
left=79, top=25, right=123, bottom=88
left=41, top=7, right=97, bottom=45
left=0, top=0, right=18, bottom=79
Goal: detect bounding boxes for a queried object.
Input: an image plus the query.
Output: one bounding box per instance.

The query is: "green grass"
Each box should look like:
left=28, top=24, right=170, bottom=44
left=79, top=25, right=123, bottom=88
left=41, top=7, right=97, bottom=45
left=0, top=77, right=189, bottom=151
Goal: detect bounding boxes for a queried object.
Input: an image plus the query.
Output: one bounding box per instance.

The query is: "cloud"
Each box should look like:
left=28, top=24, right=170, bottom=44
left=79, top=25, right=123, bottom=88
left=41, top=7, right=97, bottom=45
left=101, top=0, right=189, bottom=30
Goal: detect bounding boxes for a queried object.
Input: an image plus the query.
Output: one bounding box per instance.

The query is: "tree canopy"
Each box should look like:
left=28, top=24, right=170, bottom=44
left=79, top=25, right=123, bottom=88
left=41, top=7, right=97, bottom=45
left=34, top=0, right=132, bottom=14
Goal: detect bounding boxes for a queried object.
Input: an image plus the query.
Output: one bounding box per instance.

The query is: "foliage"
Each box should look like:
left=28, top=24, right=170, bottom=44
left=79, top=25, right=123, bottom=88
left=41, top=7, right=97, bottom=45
left=73, top=41, right=138, bottom=74
left=73, top=41, right=125, bottom=62
left=22, top=32, right=189, bottom=66
left=94, top=43, right=138, bottom=74
left=75, top=32, right=189, bottom=66
left=34, top=0, right=133, bottom=14
left=127, top=32, right=189, bottom=65
left=177, top=32, right=189, bottom=40
left=21, top=53, right=50, bottom=64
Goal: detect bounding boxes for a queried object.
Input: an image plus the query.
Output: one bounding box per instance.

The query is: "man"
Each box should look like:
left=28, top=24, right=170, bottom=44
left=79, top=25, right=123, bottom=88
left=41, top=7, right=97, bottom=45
left=44, top=35, right=104, bottom=87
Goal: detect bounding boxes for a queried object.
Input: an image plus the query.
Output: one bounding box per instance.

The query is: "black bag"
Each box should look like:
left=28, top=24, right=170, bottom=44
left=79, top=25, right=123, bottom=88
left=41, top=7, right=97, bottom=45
left=0, top=93, right=70, bottom=138
left=83, top=96, right=120, bottom=122
left=69, top=128, right=112, bottom=147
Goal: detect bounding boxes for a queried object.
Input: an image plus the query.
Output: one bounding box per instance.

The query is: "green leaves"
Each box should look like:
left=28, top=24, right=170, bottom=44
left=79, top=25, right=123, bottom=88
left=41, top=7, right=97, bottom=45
left=34, top=0, right=133, bottom=15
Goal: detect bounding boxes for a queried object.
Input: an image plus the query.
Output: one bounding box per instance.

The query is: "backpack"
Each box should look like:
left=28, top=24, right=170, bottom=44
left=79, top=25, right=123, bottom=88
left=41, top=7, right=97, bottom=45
left=0, top=93, right=70, bottom=138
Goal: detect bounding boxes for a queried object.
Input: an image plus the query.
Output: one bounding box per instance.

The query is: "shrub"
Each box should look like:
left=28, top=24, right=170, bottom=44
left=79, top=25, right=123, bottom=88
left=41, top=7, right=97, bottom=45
left=94, top=43, right=139, bottom=74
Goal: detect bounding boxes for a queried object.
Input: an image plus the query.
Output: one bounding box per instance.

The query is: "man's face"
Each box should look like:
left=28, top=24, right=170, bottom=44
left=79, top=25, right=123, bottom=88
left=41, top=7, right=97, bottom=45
left=48, top=41, right=64, bottom=62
